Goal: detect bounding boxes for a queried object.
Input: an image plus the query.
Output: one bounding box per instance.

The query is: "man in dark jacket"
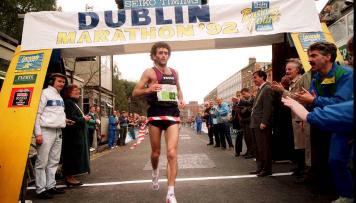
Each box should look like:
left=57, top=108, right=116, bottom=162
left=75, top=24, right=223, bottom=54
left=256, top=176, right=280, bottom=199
left=238, top=88, right=255, bottom=159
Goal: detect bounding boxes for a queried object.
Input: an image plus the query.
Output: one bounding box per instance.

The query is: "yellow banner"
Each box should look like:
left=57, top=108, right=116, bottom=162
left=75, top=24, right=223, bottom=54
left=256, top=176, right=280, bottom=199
left=291, top=23, right=344, bottom=71
left=0, top=47, right=52, bottom=202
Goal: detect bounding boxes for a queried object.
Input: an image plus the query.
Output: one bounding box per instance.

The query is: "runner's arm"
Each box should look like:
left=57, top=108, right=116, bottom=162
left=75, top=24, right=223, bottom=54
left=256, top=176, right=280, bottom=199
left=132, top=69, right=156, bottom=97
left=175, top=70, right=184, bottom=102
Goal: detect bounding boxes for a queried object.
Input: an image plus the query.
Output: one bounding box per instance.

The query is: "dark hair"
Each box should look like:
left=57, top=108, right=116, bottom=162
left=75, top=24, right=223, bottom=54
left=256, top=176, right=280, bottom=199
left=240, top=88, right=250, bottom=93
left=286, top=58, right=304, bottom=74
left=63, top=84, right=79, bottom=99
left=150, top=42, right=171, bottom=60
left=253, top=70, right=267, bottom=81
left=307, top=42, right=337, bottom=62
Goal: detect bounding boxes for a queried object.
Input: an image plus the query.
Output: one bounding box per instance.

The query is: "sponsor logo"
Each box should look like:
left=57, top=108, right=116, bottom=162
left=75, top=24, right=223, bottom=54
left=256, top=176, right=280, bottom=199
left=13, top=74, right=37, bottom=85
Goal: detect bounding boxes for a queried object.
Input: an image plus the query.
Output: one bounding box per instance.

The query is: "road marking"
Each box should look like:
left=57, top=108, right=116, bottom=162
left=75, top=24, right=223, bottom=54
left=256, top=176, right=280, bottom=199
left=27, top=172, right=292, bottom=189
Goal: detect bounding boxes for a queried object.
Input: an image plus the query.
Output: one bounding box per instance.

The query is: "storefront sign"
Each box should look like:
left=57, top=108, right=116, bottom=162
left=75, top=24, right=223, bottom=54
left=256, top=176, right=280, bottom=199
left=21, top=0, right=322, bottom=51
left=15, top=53, right=44, bottom=72
left=8, top=87, right=34, bottom=107
left=13, top=74, right=37, bottom=85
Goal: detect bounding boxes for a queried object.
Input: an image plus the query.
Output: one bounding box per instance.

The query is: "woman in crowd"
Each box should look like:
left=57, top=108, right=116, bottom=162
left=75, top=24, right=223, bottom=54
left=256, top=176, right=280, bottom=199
left=62, top=84, right=91, bottom=186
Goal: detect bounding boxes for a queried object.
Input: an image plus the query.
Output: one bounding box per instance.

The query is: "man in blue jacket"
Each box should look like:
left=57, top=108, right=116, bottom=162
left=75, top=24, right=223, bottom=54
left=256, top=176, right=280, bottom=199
left=295, top=41, right=353, bottom=201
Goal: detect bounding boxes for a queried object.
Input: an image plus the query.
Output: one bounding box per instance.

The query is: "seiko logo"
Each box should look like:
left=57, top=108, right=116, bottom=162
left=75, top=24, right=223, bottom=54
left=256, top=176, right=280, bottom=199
left=163, top=76, right=174, bottom=80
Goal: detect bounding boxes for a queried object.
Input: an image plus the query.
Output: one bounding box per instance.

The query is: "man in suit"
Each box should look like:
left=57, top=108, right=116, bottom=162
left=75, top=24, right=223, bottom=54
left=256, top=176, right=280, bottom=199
left=249, top=70, right=273, bottom=177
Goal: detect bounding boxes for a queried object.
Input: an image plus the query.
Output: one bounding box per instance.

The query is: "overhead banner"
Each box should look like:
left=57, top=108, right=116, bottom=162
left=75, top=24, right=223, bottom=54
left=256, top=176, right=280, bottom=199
left=22, top=0, right=321, bottom=51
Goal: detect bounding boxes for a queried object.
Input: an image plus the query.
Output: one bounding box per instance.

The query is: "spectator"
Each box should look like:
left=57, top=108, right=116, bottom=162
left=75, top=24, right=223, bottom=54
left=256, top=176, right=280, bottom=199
left=34, top=73, right=67, bottom=199
left=216, top=97, right=234, bottom=150
left=62, top=84, right=91, bottom=187
left=231, top=93, right=243, bottom=157
left=195, top=113, right=203, bottom=134
left=249, top=70, right=273, bottom=177
left=203, top=101, right=214, bottom=145
left=118, top=111, right=128, bottom=146
left=95, top=106, right=101, bottom=143
left=108, top=110, right=117, bottom=149
left=272, top=59, right=307, bottom=180
left=86, top=106, right=96, bottom=152
left=282, top=97, right=354, bottom=203
left=238, top=88, right=255, bottom=159
left=294, top=42, right=353, bottom=196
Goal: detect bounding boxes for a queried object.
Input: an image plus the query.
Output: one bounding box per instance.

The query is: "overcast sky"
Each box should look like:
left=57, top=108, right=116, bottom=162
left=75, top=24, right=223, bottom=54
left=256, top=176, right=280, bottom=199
left=56, top=0, right=328, bottom=103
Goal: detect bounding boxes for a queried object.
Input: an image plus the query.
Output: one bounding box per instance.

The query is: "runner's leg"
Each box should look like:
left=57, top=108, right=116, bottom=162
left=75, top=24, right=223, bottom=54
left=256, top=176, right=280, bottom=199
left=165, top=124, right=179, bottom=187
left=149, top=125, right=162, bottom=190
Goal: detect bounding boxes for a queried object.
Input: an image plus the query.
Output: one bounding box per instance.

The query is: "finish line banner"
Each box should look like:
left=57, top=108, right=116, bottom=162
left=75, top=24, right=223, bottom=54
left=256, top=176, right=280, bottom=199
left=21, top=0, right=321, bottom=51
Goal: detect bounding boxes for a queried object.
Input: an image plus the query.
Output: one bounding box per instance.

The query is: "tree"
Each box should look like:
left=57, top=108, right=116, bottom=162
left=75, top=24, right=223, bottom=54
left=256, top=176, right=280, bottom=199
left=113, top=69, right=148, bottom=115
left=0, top=0, right=56, bottom=40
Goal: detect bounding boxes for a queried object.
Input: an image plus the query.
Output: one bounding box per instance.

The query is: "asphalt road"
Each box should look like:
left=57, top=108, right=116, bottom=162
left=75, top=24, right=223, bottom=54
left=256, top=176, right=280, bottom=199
left=26, top=126, right=336, bottom=203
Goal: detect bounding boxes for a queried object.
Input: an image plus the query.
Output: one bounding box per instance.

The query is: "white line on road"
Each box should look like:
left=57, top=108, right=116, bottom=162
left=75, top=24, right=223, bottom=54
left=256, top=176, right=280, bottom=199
left=27, top=172, right=292, bottom=189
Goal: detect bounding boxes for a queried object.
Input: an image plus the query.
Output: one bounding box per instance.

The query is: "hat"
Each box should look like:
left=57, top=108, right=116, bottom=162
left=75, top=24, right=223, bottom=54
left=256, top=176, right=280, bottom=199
left=50, top=72, right=67, bottom=79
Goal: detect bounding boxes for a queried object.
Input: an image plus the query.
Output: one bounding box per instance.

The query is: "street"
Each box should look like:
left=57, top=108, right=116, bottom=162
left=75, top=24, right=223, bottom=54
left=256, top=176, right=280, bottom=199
left=26, top=126, right=335, bottom=203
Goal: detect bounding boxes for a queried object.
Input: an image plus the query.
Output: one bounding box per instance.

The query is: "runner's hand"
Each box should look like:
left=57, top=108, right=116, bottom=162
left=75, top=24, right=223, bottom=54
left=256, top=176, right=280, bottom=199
left=149, top=82, right=161, bottom=93
left=36, top=134, right=43, bottom=145
left=178, top=100, right=185, bottom=109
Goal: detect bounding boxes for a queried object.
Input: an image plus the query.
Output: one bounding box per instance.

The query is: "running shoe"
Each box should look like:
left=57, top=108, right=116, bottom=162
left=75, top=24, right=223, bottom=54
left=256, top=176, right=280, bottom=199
left=166, top=194, right=177, bottom=203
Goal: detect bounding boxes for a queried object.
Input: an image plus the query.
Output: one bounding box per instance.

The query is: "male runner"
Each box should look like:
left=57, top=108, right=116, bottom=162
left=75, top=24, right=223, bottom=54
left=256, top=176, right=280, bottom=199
left=132, top=42, right=185, bottom=203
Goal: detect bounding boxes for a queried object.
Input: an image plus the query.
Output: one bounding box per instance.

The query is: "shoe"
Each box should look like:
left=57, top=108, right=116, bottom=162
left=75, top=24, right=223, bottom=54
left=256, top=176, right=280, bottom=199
left=244, top=154, right=254, bottom=159
left=89, top=147, right=95, bottom=152
left=235, top=153, right=240, bottom=157
left=221, top=147, right=227, bottom=150
left=207, top=143, right=213, bottom=146
left=65, top=179, right=83, bottom=187
left=214, top=145, right=220, bottom=148
left=257, top=171, right=272, bottom=177
left=249, top=171, right=261, bottom=175
left=47, top=187, right=65, bottom=194
left=166, top=194, right=177, bottom=203
left=332, top=196, right=354, bottom=203
left=36, top=191, right=54, bottom=199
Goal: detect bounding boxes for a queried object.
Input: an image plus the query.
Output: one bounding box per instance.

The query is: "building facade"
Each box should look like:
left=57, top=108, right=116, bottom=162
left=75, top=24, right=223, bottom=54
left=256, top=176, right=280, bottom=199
left=0, top=32, right=18, bottom=91
left=323, top=0, right=353, bottom=61
left=180, top=101, right=203, bottom=124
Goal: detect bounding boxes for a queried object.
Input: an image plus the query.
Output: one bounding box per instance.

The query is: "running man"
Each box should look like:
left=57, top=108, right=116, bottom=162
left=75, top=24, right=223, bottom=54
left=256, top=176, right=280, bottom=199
left=132, top=42, right=185, bottom=203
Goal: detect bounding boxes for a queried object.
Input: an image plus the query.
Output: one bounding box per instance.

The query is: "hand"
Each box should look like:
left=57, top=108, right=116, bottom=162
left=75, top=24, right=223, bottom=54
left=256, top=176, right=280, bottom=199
left=293, top=87, right=315, bottom=105
left=149, top=82, right=162, bottom=93
left=178, top=100, right=185, bottom=109
left=281, top=96, right=309, bottom=121
left=36, top=135, right=43, bottom=145
left=260, top=123, right=266, bottom=130
left=84, top=115, right=91, bottom=121
left=66, top=119, right=75, bottom=126
left=271, top=81, right=285, bottom=92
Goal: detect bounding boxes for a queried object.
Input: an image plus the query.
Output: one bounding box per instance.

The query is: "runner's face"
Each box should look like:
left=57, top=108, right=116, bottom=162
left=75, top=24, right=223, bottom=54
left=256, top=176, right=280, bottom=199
left=308, top=50, right=330, bottom=72
left=153, top=48, right=169, bottom=66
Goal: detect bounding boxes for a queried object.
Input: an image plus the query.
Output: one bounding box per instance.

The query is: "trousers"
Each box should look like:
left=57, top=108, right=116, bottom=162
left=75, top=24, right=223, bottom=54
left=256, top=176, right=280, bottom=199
left=35, top=128, right=62, bottom=194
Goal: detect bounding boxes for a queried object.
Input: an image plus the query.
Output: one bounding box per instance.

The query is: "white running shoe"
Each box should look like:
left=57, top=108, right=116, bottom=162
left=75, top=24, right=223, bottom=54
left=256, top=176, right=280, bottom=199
left=166, top=194, right=177, bottom=203
left=152, top=175, right=159, bottom=190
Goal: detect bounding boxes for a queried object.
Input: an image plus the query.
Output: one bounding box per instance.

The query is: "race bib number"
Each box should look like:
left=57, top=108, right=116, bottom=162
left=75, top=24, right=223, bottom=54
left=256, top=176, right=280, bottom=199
left=212, top=118, right=218, bottom=125
left=157, top=84, right=177, bottom=102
